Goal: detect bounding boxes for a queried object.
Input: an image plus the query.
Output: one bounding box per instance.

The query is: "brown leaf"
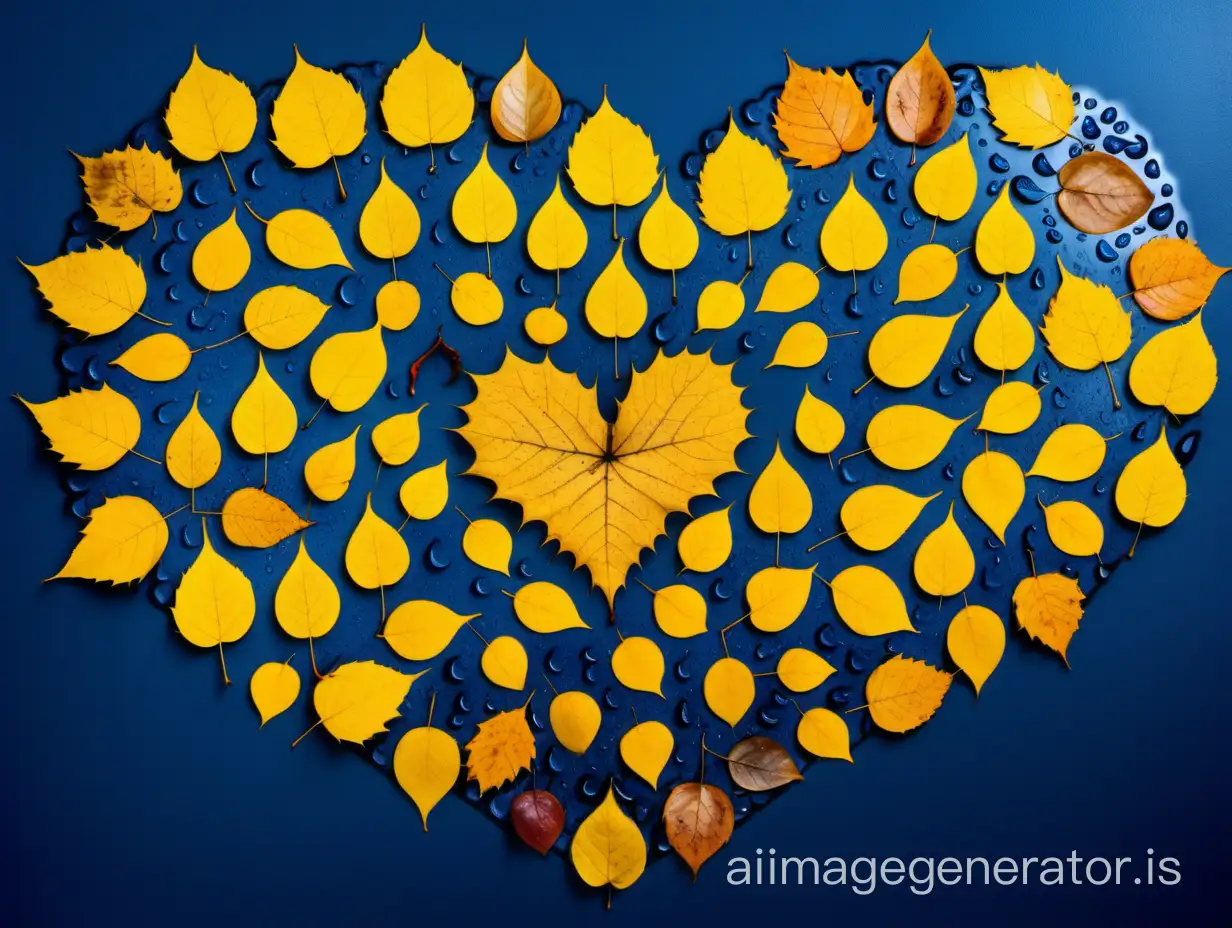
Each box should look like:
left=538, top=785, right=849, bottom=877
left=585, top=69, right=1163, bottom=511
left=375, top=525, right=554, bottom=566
left=511, top=789, right=564, bottom=855
left=885, top=32, right=955, bottom=151
left=1056, top=152, right=1154, bottom=234
left=726, top=736, right=804, bottom=791
left=1129, top=236, right=1228, bottom=321
left=663, top=782, right=734, bottom=878
left=490, top=40, right=561, bottom=144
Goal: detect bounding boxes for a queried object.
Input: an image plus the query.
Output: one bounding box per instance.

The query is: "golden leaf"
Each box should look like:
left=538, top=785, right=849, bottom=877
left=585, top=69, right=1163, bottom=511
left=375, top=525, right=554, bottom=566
left=1013, top=572, right=1084, bottom=662
left=865, top=405, right=971, bottom=471
left=359, top=158, right=420, bottom=262
left=549, top=690, right=601, bottom=753
left=664, top=782, right=734, bottom=879
left=1129, top=236, right=1228, bottom=321
left=384, top=600, right=477, bottom=661
left=797, top=708, right=852, bottom=761
left=394, top=705, right=460, bottom=830
left=344, top=494, right=409, bottom=609
left=828, top=565, right=915, bottom=636
left=275, top=538, right=340, bottom=675
left=975, top=185, right=1035, bottom=276
left=677, top=507, right=733, bottom=574
left=221, top=487, right=311, bottom=548
left=310, top=322, right=387, bottom=413
left=303, top=426, right=360, bottom=502
left=704, top=657, right=755, bottom=726
left=912, top=132, right=976, bottom=222
left=165, top=392, right=220, bottom=492
left=19, top=384, right=141, bottom=471
left=464, top=699, right=535, bottom=793
left=946, top=604, right=1005, bottom=694
left=766, top=320, right=830, bottom=369
left=482, top=636, right=528, bottom=690
left=820, top=175, right=887, bottom=278
left=192, top=208, right=250, bottom=294
left=462, top=518, right=513, bottom=574
left=976, top=381, right=1042, bottom=434
left=913, top=502, right=974, bottom=598
left=1128, top=311, right=1218, bottom=415
left=620, top=721, right=673, bottom=789
left=490, top=40, right=561, bottom=143
left=973, top=282, right=1035, bottom=372
left=304, top=660, right=421, bottom=746
left=886, top=32, right=955, bottom=150
left=452, top=143, right=517, bottom=275
left=748, top=442, right=812, bottom=534
left=773, top=55, right=876, bottom=169
left=524, top=301, right=567, bottom=345
left=1056, top=152, right=1154, bottom=234
left=612, top=636, right=665, bottom=696
left=838, top=484, right=939, bottom=551
left=864, top=655, right=950, bottom=733
left=862, top=309, right=964, bottom=390
left=242, top=285, right=331, bottom=350
left=377, top=280, right=419, bottom=333
left=572, top=786, right=646, bottom=891
left=776, top=648, right=835, bottom=693
left=512, top=581, right=589, bottom=633
left=231, top=352, right=297, bottom=458
left=754, top=261, right=820, bottom=313
left=250, top=659, right=300, bottom=726
left=371, top=405, right=426, bottom=466
left=50, top=496, right=168, bottom=585
left=399, top=460, right=449, bottom=521
left=638, top=176, right=698, bottom=300
left=794, top=386, right=845, bottom=456
left=979, top=64, right=1074, bottom=149
left=566, top=88, right=659, bottom=236
left=165, top=47, right=256, bottom=192
left=746, top=565, right=814, bottom=632
left=21, top=245, right=150, bottom=335
left=254, top=206, right=353, bottom=271
left=527, top=176, right=588, bottom=290
left=75, top=143, right=182, bottom=233
left=1041, top=499, right=1104, bottom=557
left=110, top=333, right=192, bottom=382
left=585, top=239, right=647, bottom=368
left=381, top=25, right=474, bottom=169
left=962, top=450, right=1025, bottom=543
left=172, top=521, right=255, bottom=684
left=895, top=243, right=959, bottom=304
left=1041, top=256, right=1132, bottom=408
left=646, top=583, right=708, bottom=638
left=1115, top=425, right=1187, bottom=555
left=695, top=274, right=749, bottom=333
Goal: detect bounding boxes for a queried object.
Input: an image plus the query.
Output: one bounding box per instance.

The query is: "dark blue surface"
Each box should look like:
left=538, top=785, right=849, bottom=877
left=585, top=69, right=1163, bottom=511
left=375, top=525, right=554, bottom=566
left=2, top=1, right=1229, bottom=925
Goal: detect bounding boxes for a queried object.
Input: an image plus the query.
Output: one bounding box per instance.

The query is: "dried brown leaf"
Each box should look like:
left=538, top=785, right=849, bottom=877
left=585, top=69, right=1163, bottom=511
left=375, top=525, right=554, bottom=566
left=1057, top=152, right=1154, bottom=234
left=886, top=32, right=955, bottom=150
left=663, top=782, right=734, bottom=878
left=726, top=736, right=804, bottom=791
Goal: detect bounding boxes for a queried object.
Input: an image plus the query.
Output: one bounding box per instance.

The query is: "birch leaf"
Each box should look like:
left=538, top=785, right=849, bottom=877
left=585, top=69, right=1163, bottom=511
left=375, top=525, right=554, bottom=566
left=795, top=386, right=845, bottom=455
left=697, top=115, right=790, bottom=261
left=704, top=657, right=755, bottom=726
left=620, top=721, right=673, bottom=789
left=864, top=655, right=950, bottom=733
left=394, top=713, right=460, bottom=831
left=1129, top=236, right=1228, bottom=321
left=462, top=518, right=512, bottom=574
left=585, top=239, right=647, bottom=353
left=829, top=565, right=915, bottom=636
left=381, top=25, right=474, bottom=161
left=886, top=32, right=955, bottom=149
left=250, top=659, right=300, bottom=726
left=262, top=207, right=353, bottom=270
left=946, top=604, right=1005, bottom=694
left=464, top=700, right=535, bottom=793
left=695, top=276, right=748, bottom=333
left=976, top=381, right=1043, bottom=434
left=304, top=426, right=360, bottom=502
left=243, top=285, right=331, bottom=350
left=913, top=502, right=974, bottom=598
left=371, top=405, right=426, bottom=466
left=572, top=786, right=646, bottom=891
left=524, top=301, right=567, bottom=345
left=962, top=450, right=1025, bottom=543
left=864, top=309, right=965, bottom=389
left=275, top=538, right=340, bottom=651
left=1115, top=425, right=1187, bottom=549
left=359, top=159, right=420, bottom=260
left=376, top=280, right=420, bottom=332
left=726, top=736, right=804, bottom=790
left=76, top=143, right=182, bottom=233
left=895, top=243, right=958, bottom=303
left=192, top=208, right=250, bottom=294
left=1041, top=257, right=1132, bottom=407
left=1041, top=499, right=1104, bottom=557
left=748, top=442, right=812, bottom=534
left=975, top=186, right=1035, bottom=276
left=549, top=690, right=601, bottom=753
left=491, top=40, right=561, bottom=143
left=797, top=708, right=852, bottom=761
left=384, top=600, right=477, bottom=661
left=221, top=487, right=311, bottom=548
left=979, top=64, right=1073, bottom=148
left=866, top=405, right=971, bottom=470
left=1128, top=312, right=1218, bottom=415
left=612, top=636, right=665, bottom=696
left=820, top=175, right=887, bottom=275
left=452, top=143, right=518, bottom=249
left=110, top=333, right=191, bottom=382
left=271, top=47, right=366, bottom=191
left=746, top=565, right=814, bottom=633
left=527, top=176, right=587, bottom=286
left=913, top=132, right=976, bottom=221
left=648, top=583, right=708, bottom=638
left=512, top=581, right=589, bottom=633
left=774, top=56, right=876, bottom=168
left=165, top=48, right=256, bottom=190
left=1056, top=152, right=1154, bottom=234
left=664, top=782, right=734, bottom=879
left=767, top=321, right=829, bottom=369
left=776, top=648, right=835, bottom=693
left=973, top=282, right=1035, bottom=371
left=638, top=175, right=698, bottom=296
left=839, top=484, right=940, bottom=551
left=449, top=271, right=503, bottom=325
left=566, top=88, right=659, bottom=230
left=754, top=261, right=820, bottom=313
left=231, top=353, right=297, bottom=455
left=172, top=522, right=255, bottom=684
left=166, top=393, right=220, bottom=491
left=309, top=660, right=420, bottom=745
left=20, top=245, right=148, bottom=335
left=310, top=323, right=387, bottom=413
left=399, top=460, right=450, bottom=522
left=481, top=636, right=528, bottom=690
left=344, top=494, right=410, bottom=597
left=677, top=507, right=732, bottom=574
left=1013, top=572, right=1084, bottom=662
left=50, top=496, right=167, bottom=585
left=19, top=384, right=140, bottom=471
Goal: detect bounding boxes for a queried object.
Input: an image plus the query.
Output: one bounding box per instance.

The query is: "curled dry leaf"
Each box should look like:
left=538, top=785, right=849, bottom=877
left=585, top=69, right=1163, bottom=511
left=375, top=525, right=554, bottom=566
left=1056, top=152, right=1155, bottom=234
left=511, top=789, right=565, bottom=855
left=663, top=782, right=735, bottom=878
left=726, top=736, right=804, bottom=791
left=886, top=32, right=955, bottom=152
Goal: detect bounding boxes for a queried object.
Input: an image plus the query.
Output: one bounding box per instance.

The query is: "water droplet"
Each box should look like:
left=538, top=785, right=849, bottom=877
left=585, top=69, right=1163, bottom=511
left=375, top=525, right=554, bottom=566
left=868, top=158, right=887, bottom=180
left=1051, top=386, right=1068, bottom=408
left=1115, top=233, right=1132, bottom=249
left=1161, top=183, right=1173, bottom=198
left=884, top=179, right=898, bottom=203
left=845, top=293, right=861, bottom=318
left=1081, top=116, right=1101, bottom=139
left=1176, top=430, right=1201, bottom=467
left=901, top=208, right=920, bottom=229
left=189, top=180, right=216, bottom=208
left=1030, top=267, right=1046, bottom=290
left=941, top=461, right=955, bottom=481
left=1031, top=153, right=1056, bottom=176
left=710, top=578, right=732, bottom=602
left=447, top=656, right=466, bottom=683
left=827, top=685, right=854, bottom=708
left=337, top=275, right=359, bottom=307
left=426, top=539, right=450, bottom=570
left=1011, top=175, right=1049, bottom=205
left=1144, top=158, right=1161, bottom=179
left=1148, top=204, right=1174, bottom=231
left=154, top=399, right=179, bottom=425
left=431, top=221, right=446, bottom=245
left=1099, top=106, right=1118, bottom=125
left=1095, top=240, right=1119, bottom=263
left=988, top=153, right=1011, bottom=174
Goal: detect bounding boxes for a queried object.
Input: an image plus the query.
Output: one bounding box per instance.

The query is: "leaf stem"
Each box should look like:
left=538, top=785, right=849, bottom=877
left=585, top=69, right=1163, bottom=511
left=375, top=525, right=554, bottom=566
left=219, top=153, right=237, bottom=194
left=291, top=717, right=323, bottom=749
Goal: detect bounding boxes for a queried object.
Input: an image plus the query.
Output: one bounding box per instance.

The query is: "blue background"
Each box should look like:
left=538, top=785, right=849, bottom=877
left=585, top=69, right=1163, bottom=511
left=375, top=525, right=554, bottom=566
left=1, top=0, right=1228, bottom=924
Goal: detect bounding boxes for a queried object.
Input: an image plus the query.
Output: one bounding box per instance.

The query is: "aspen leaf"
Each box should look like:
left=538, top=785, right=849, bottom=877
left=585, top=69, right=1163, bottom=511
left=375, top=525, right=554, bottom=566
left=839, top=485, right=940, bottom=552
left=973, top=281, right=1035, bottom=371
left=166, top=393, right=220, bottom=491
left=309, top=660, right=421, bottom=745
left=585, top=239, right=647, bottom=351
left=271, top=47, right=366, bottom=191
left=110, top=333, right=191, bottom=382
left=975, top=185, right=1035, bottom=276
left=244, top=285, right=331, bottom=350
left=384, top=600, right=477, bottom=661
left=359, top=159, right=420, bottom=260
left=453, top=143, right=517, bottom=253
left=865, top=405, right=971, bottom=471
left=913, top=502, right=974, bottom=598
left=172, top=522, right=255, bottom=684
left=829, top=565, right=915, bottom=636
left=524, top=301, right=567, bottom=345
left=464, top=699, right=535, bottom=793
left=962, top=450, right=1025, bottom=543
left=566, top=88, right=659, bottom=223
left=1056, top=152, right=1154, bottom=234
left=1041, top=499, right=1104, bottom=557
left=746, top=565, right=814, bottom=633
left=310, top=323, right=387, bottom=413
left=795, top=386, right=845, bottom=456
left=20, top=245, right=147, bottom=336
left=697, top=115, right=791, bottom=260
left=165, top=48, right=256, bottom=190
left=512, top=791, right=564, bottom=855
left=1128, top=312, right=1217, bottom=415
left=1129, top=236, right=1228, bottom=321
left=774, top=56, right=875, bottom=168
left=664, top=782, right=734, bottom=879
left=572, top=786, right=646, bottom=891
left=449, top=271, right=503, bottom=325
left=820, top=175, right=887, bottom=275
left=252, top=206, right=353, bottom=270
left=797, top=707, right=852, bottom=761
left=381, top=26, right=474, bottom=163
left=704, top=657, right=755, bottom=726
left=232, top=353, right=297, bottom=455
left=767, top=321, right=829, bottom=369
left=275, top=538, right=340, bottom=651
left=776, top=648, right=835, bottom=693
left=1013, top=572, right=1084, bottom=662
left=512, top=581, right=588, bottom=633
left=19, top=384, right=140, bottom=471
left=491, top=40, right=561, bottom=143
left=695, top=275, right=748, bottom=333
left=913, top=132, right=976, bottom=221
left=527, top=177, right=587, bottom=288
left=979, top=64, right=1073, bottom=149
left=620, top=721, right=673, bottom=789
left=1115, top=425, right=1187, bottom=548
left=51, top=495, right=167, bottom=585
left=482, top=636, right=528, bottom=690
left=221, top=487, right=311, bottom=548
left=648, top=583, right=708, bottom=638
left=462, top=518, right=512, bottom=574
left=946, top=604, right=1005, bottom=694
left=976, top=381, right=1042, bottom=434
left=76, top=143, right=182, bottom=233
left=895, top=243, right=959, bottom=303
left=726, top=736, right=804, bottom=790
left=345, top=494, right=410, bottom=594
left=192, top=208, right=250, bottom=294
left=371, top=405, right=426, bottom=466
left=754, top=261, right=819, bottom=313
left=638, top=175, right=698, bottom=297
left=394, top=716, right=460, bottom=831
left=1042, top=257, right=1132, bottom=407
left=865, top=309, right=965, bottom=389
left=612, top=636, right=665, bottom=696
left=304, top=426, right=359, bottom=502
left=399, top=460, right=449, bottom=522
left=1026, top=423, right=1108, bottom=481
left=886, top=32, right=955, bottom=149
left=375, top=281, right=419, bottom=331
left=250, top=660, right=300, bottom=725
left=864, top=655, right=950, bottom=733
left=549, top=690, right=601, bottom=753
left=748, top=442, right=812, bottom=534
left=677, top=506, right=732, bottom=574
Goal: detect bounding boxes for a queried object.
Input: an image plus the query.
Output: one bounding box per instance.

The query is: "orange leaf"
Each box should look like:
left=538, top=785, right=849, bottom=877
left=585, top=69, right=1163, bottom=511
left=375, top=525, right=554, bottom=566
left=885, top=32, right=955, bottom=149
left=663, top=782, right=734, bottom=878
left=1056, top=152, right=1154, bottom=234
left=1013, top=571, right=1085, bottom=664
left=773, top=55, right=876, bottom=169
left=489, top=40, right=561, bottom=144
left=1129, top=236, right=1228, bottom=321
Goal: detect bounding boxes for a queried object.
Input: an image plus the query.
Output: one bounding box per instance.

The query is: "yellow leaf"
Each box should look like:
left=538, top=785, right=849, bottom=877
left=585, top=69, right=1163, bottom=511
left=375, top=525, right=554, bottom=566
left=829, top=565, right=915, bottom=636
left=464, top=699, right=536, bottom=793
left=549, top=690, right=601, bottom=753
left=394, top=718, right=460, bottom=830
left=20, top=245, right=148, bottom=335
left=166, top=392, right=220, bottom=491
left=1042, top=257, right=1133, bottom=407
left=192, top=208, right=250, bottom=293
left=1129, top=312, right=1217, bottom=415
left=612, top=636, right=665, bottom=696
left=865, top=404, right=971, bottom=471
left=864, top=309, right=964, bottom=389
left=585, top=239, right=647, bottom=350
left=381, top=25, right=474, bottom=161
left=310, top=660, right=421, bottom=745
left=275, top=538, right=340, bottom=649
left=462, top=518, right=513, bottom=574
left=1026, top=423, right=1108, bottom=481
left=512, top=581, right=589, bottom=633
left=774, top=56, right=876, bottom=168
left=886, top=32, right=955, bottom=148
left=250, top=659, right=300, bottom=726
left=975, top=185, right=1035, bottom=276
left=566, top=88, right=659, bottom=226
left=1013, top=572, right=1084, bottom=662
left=698, top=114, right=790, bottom=258
left=524, top=301, right=568, bottom=345
left=746, top=565, right=814, bottom=632
left=172, top=522, right=255, bottom=684
left=973, top=282, right=1035, bottom=371
left=766, top=321, right=829, bottom=369
left=260, top=207, right=354, bottom=270
left=452, top=143, right=518, bottom=257
left=310, top=322, right=386, bottom=413
left=748, top=442, right=812, bottom=535
left=638, top=175, right=698, bottom=296
left=620, top=721, right=673, bottom=789
left=1129, top=236, right=1228, bottom=322
left=894, top=243, right=959, bottom=304
left=913, top=132, right=976, bottom=221
left=1041, top=498, right=1104, bottom=557
left=75, top=143, right=182, bottom=232
left=704, top=657, right=755, bottom=726
left=457, top=350, right=749, bottom=611
left=976, top=381, right=1042, bottom=434
left=110, top=333, right=191, bottom=382
left=374, top=281, right=419, bottom=332
left=962, top=450, right=1025, bottom=542
left=221, top=487, right=311, bottom=548
left=754, top=261, right=820, bottom=313
left=359, top=158, right=420, bottom=260
left=695, top=275, right=748, bottom=333
left=399, top=460, right=450, bottom=522
left=165, top=47, right=256, bottom=190
left=777, top=648, right=835, bottom=693
left=384, top=600, right=477, bottom=661
left=271, top=47, right=366, bottom=191
left=571, top=786, right=646, bottom=891
left=677, top=506, right=733, bottom=574
left=839, top=484, right=939, bottom=551
left=371, top=405, right=426, bottom=466
left=19, top=383, right=140, bottom=471
left=304, top=426, right=359, bottom=502
left=231, top=353, right=297, bottom=455
left=865, top=655, right=950, bottom=733
left=648, top=583, right=708, bottom=638
left=440, top=271, right=500, bottom=325
left=482, top=636, right=528, bottom=690
left=243, top=285, right=331, bottom=350
left=946, top=604, right=1005, bottom=694
left=1115, top=425, right=1187, bottom=550
left=345, top=494, right=410, bottom=591
left=979, top=64, right=1074, bottom=148
left=528, top=176, right=587, bottom=284
left=50, top=495, right=167, bottom=585
left=820, top=175, right=887, bottom=275
left=913, top=501, right=974, bottom=598
left=794, top=386, right=845, bottom=456
left=491, top=39, right=561, bottom=142
left=797, top=707, right=852, bottom=761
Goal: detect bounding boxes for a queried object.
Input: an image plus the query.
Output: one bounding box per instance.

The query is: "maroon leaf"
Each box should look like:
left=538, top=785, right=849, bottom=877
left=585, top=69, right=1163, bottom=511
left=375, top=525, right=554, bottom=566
left=511, top=789, right=564, bottom=855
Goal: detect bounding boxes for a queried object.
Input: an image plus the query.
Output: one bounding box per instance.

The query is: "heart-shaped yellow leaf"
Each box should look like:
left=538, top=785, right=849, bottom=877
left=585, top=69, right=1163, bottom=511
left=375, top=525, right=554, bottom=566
left=384, top=600, right=477, bottom=661
left=677, top=506, right=733, bottom=574
left=839, top=485, right=939, bottom=551
left=250, top=659, right=300, bottom=726
left=946, top=603, right=1005, bottom=694
left=828, top=565, right=915, bottom=636
left=704, top=657, right=755, bottom=726
left=913, top=502, right=974, bottom=598
left=962, top=450, right=1025, bottom=543
left=549, top=690, right=601, bottom=753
